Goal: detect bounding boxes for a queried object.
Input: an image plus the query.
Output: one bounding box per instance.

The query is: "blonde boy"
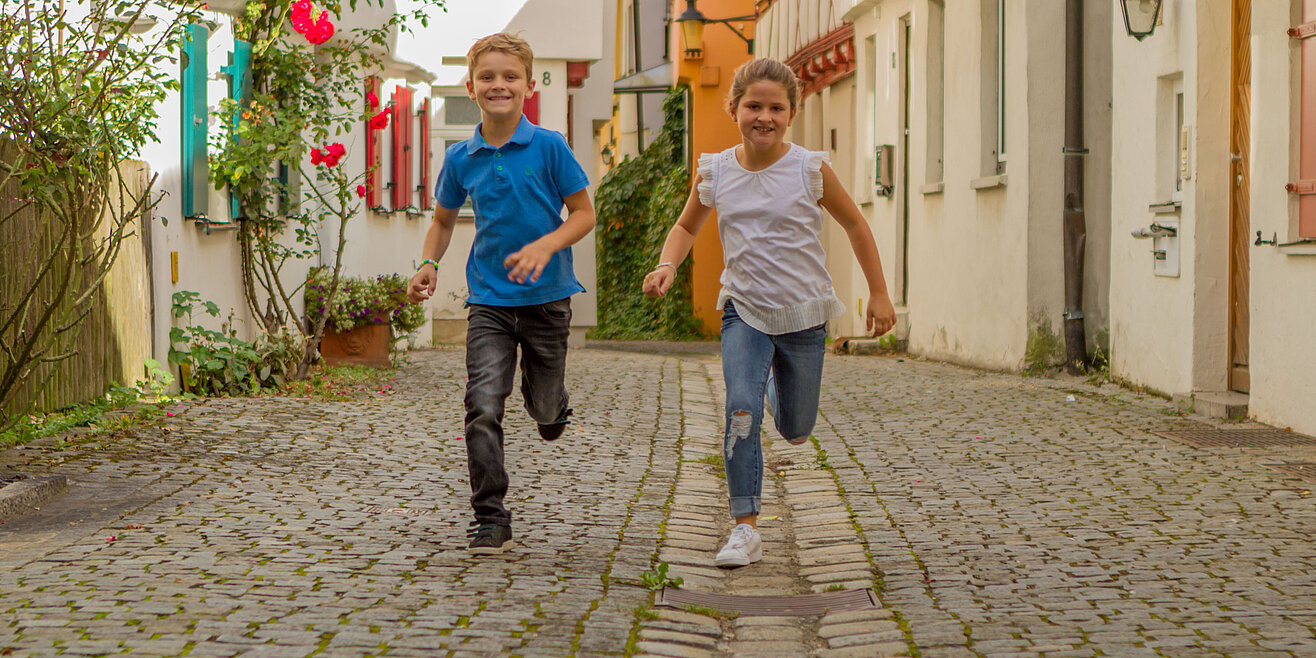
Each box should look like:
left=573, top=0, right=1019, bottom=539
left=408, top=33, right=596, bottom=554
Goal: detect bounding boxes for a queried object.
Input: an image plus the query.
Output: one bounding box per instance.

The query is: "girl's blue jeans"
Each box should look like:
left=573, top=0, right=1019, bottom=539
left=720, top=300, right=827, bottom=518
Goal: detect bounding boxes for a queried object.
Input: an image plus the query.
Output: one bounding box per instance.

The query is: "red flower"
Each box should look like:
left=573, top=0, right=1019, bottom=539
left=327, top=142, right=346, bottom=159
left=306, top=11, right=334, bottom=44
left=290, top=1, right=313, bottom=33
left=356, top=184, right=366, bottom=198
left=309, top=147, right=324, bottom=165
left=367, top=91, right=379, bottom=107
left=369, top=110, right=389, bottom=131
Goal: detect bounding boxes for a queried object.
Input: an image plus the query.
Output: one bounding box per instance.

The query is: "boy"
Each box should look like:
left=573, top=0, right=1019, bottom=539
left=407, top=33, right=596, bottom=555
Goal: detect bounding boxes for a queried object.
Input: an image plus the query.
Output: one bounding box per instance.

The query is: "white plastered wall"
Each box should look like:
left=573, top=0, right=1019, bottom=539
left=1246, top=1, right=1316, bottom=436
left=1109, top=0, right=1229, bottom=397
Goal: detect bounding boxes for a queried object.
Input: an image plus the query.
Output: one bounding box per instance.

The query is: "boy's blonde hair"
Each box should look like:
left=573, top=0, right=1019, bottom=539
left=726, top=58, right=801, bottom=115
left=467, top=33, right=535, bottom=80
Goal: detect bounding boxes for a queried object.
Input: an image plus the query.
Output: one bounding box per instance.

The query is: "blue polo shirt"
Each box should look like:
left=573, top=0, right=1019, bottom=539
left=435, top=116, right=590, bottom=307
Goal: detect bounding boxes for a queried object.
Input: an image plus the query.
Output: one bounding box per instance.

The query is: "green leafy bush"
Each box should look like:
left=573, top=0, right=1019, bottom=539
left=168, top=291, right=301, bottom=396
left=593, top=88, right=706, bottom=340
left=303, top=271, right=426, bottom=335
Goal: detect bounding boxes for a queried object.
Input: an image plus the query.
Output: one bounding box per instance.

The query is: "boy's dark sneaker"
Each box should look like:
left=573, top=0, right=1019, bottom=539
left=537, top=407, right=573, bottom=441
left=467, top=523, right=513, bottom=554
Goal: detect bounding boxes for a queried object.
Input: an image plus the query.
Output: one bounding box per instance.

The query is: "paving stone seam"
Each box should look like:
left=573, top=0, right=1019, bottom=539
left=814, top=406, right=967, bottom=657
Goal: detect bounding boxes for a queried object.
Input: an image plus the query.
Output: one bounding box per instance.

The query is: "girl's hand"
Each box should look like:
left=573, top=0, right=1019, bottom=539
left=866, top=293, right=896, bottom=337
left=642, top=266, right=675, bottom=298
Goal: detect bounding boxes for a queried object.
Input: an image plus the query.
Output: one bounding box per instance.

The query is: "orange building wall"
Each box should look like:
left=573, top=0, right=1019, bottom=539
left=671, top=0, right=755, bottom=335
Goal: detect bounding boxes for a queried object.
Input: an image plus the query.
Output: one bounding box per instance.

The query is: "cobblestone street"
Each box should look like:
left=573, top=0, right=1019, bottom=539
left=2, top=345, right=1314, bottom=656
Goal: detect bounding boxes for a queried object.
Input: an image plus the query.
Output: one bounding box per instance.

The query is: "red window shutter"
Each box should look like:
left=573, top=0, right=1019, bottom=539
left=523, top=90, right=539, bottom=125
left=365, top=76, right=381, bottom=209
left=392, top=85, right=414, bottom=210
left=1302, top=1, right=1316, bottom=237
left=419, top=96, right=433, bottom=210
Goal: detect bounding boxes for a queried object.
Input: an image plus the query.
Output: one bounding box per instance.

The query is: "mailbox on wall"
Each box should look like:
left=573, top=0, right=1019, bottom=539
left=874, top=144, right=894, bottom=197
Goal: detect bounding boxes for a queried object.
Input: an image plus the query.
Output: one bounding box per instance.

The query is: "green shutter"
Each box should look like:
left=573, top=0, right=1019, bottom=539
left=181, top=24, right=209, bottom=219
left=222, top=39, right=252, bottom=220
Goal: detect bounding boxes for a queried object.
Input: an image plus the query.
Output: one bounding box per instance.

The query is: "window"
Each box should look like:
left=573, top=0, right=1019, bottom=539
left=443, top=96, right=481, bottom=125
left=926, top=0, right=945, bottom=184
left=1157, top=74, right=1186, bottom=203
left=996, top=0, right=1006, bottom=166
left=979, top=0, right=1005, bottom=176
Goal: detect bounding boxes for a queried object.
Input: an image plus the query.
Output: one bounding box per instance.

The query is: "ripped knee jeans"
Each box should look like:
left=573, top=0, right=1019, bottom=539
left=720, top=300, right=827, bottom=518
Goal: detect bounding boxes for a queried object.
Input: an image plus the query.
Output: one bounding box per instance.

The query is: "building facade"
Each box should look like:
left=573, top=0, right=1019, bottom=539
left=757, top=0, right=1114, bottom=367
left=1110, top=0, right=1316, bottom=435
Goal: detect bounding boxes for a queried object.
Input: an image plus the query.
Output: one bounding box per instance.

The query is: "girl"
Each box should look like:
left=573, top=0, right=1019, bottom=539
left=642, top=58, right=896, bottom=568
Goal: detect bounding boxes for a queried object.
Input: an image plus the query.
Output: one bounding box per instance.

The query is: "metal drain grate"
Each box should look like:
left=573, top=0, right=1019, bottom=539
left=1154, top=429, right=1316, bottom=448
left=1265, top=463, right=1316, bottom=481
left=656, top=588, right=878, bottom=617
left=361, top=506, right=435, bottom=516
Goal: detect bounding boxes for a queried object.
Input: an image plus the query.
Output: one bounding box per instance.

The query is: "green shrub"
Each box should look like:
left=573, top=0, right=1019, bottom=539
left=593, top=89, right=706, bottom=340
left=168, top=291, right=301, bottom=396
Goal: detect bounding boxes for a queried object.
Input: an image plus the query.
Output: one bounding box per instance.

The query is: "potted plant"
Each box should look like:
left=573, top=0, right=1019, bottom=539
left=304, top=271, right=426, bottom=367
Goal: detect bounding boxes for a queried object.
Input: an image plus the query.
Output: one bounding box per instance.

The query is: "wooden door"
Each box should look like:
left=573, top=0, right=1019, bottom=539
left=1228, top=0, right=1251, bottom=392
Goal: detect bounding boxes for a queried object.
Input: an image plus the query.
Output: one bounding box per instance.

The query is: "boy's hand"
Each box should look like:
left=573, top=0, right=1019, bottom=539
left=866, top=293, right=896, bottom=337
left=408, top=267, right=436, bottom=303
left=504, top=240, right=555, bottom=284
left=642, top=266, right=674, bottom=298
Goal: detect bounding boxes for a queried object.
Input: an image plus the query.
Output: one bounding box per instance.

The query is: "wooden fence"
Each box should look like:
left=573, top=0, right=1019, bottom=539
left=1, top=149, right=154, bottom=417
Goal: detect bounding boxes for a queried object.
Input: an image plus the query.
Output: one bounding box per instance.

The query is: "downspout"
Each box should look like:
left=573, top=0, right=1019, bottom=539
left=1062, top=0, right=1088, bottom=374
left=633, top=0, right=646, bottom=151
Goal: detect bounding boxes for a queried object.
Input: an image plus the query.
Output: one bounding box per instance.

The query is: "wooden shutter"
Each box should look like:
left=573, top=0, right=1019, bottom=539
left=418, top=96, right=432, bottom=210
left=392, top=85, right=413, bottom=210
left=180, top=24, right=209, bottom=219
left=1294, top=0, right=1316, bottom=236
left=1299, top=0, right=1316, bottom=237
left=365, top=76, right=381, bottom=209
left=523, top=90, right=539, bottom=125
left=221, top=39, right=252, bottom=220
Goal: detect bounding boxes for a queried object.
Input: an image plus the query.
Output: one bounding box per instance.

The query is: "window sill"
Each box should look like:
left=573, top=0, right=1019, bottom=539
left=919, top=182, right=944, bottom=195
left=1279, top=241, right=1316, bottom=256
left=1149, top=201, right=1182, bottom=215
left=970, top=174, right=1007, bottom=190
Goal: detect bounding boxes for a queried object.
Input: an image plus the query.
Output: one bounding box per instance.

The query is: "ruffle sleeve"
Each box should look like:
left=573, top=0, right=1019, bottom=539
left=696, top=153, right=716, bottom=207
left=806, top=151, right=828, bottom=201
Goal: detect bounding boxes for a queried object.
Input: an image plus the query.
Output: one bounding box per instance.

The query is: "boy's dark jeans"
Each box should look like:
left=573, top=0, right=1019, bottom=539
left=464, top=299, right=572, bottom=525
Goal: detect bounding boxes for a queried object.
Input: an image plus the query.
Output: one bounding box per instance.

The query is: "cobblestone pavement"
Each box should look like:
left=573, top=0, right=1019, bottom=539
left=2, top=345, right=1315, bottom=656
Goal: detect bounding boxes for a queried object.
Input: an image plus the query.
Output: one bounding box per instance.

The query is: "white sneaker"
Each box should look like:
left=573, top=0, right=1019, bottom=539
left=715, top=523, right=762, bottom=568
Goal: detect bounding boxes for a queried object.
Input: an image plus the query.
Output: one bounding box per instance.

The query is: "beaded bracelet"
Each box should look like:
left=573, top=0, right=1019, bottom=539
left=417, top=258, right=439, bottom=271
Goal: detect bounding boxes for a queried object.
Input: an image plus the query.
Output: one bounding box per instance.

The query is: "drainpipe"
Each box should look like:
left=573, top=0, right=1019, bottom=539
left=1062, top=0, right=1088, bottom=374
left=633, top=0, right=646, bottom=151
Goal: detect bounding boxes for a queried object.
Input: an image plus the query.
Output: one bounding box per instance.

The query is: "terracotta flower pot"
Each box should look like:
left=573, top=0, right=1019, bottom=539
left=320, top=323, right=392, bottom=368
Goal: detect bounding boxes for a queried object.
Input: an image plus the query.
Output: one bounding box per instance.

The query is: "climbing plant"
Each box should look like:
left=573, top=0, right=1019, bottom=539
left=593, top=88, right=706, bottom=340
left=206, top=0, right=442, bottom=378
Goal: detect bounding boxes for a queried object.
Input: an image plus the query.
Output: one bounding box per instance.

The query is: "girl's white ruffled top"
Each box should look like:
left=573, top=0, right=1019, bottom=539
left=698, top=143, right=846, bottom=335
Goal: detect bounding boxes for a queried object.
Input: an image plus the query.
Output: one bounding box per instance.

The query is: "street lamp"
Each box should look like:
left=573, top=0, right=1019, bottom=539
left=672, top=0, right=757, bottom=56
left=1119, top=0, right=1162, bottom=41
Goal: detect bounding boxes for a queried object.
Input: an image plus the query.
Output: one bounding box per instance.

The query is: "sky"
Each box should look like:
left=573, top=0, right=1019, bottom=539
left=394, top=0, right=530, bottom=85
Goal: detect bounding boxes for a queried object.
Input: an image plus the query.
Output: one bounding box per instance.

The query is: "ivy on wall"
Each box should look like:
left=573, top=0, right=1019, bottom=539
left=593, top=88, right=707, bottom=340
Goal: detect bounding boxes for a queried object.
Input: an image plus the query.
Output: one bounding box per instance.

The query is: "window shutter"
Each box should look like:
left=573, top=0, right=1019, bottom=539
left=365, top=76, right=381, bottom=209
left=180, top=24, right=209, bottom=219
left=419, top=96, right=433, bottom=210
left=524, top=91, right=539, bottom=125
left=221, top=39, right=252, bottom=220
left=392, top=85, right=414, bottom=211
left=1298, top=1, right=1316, bottom=237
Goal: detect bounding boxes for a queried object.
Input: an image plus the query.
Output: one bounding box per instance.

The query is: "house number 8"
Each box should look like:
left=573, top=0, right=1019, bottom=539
left=542, top=72, right=551, bottom=86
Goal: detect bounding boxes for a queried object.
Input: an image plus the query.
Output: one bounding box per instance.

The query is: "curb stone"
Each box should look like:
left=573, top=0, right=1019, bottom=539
left=0, top=474, right=68, bottom=520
